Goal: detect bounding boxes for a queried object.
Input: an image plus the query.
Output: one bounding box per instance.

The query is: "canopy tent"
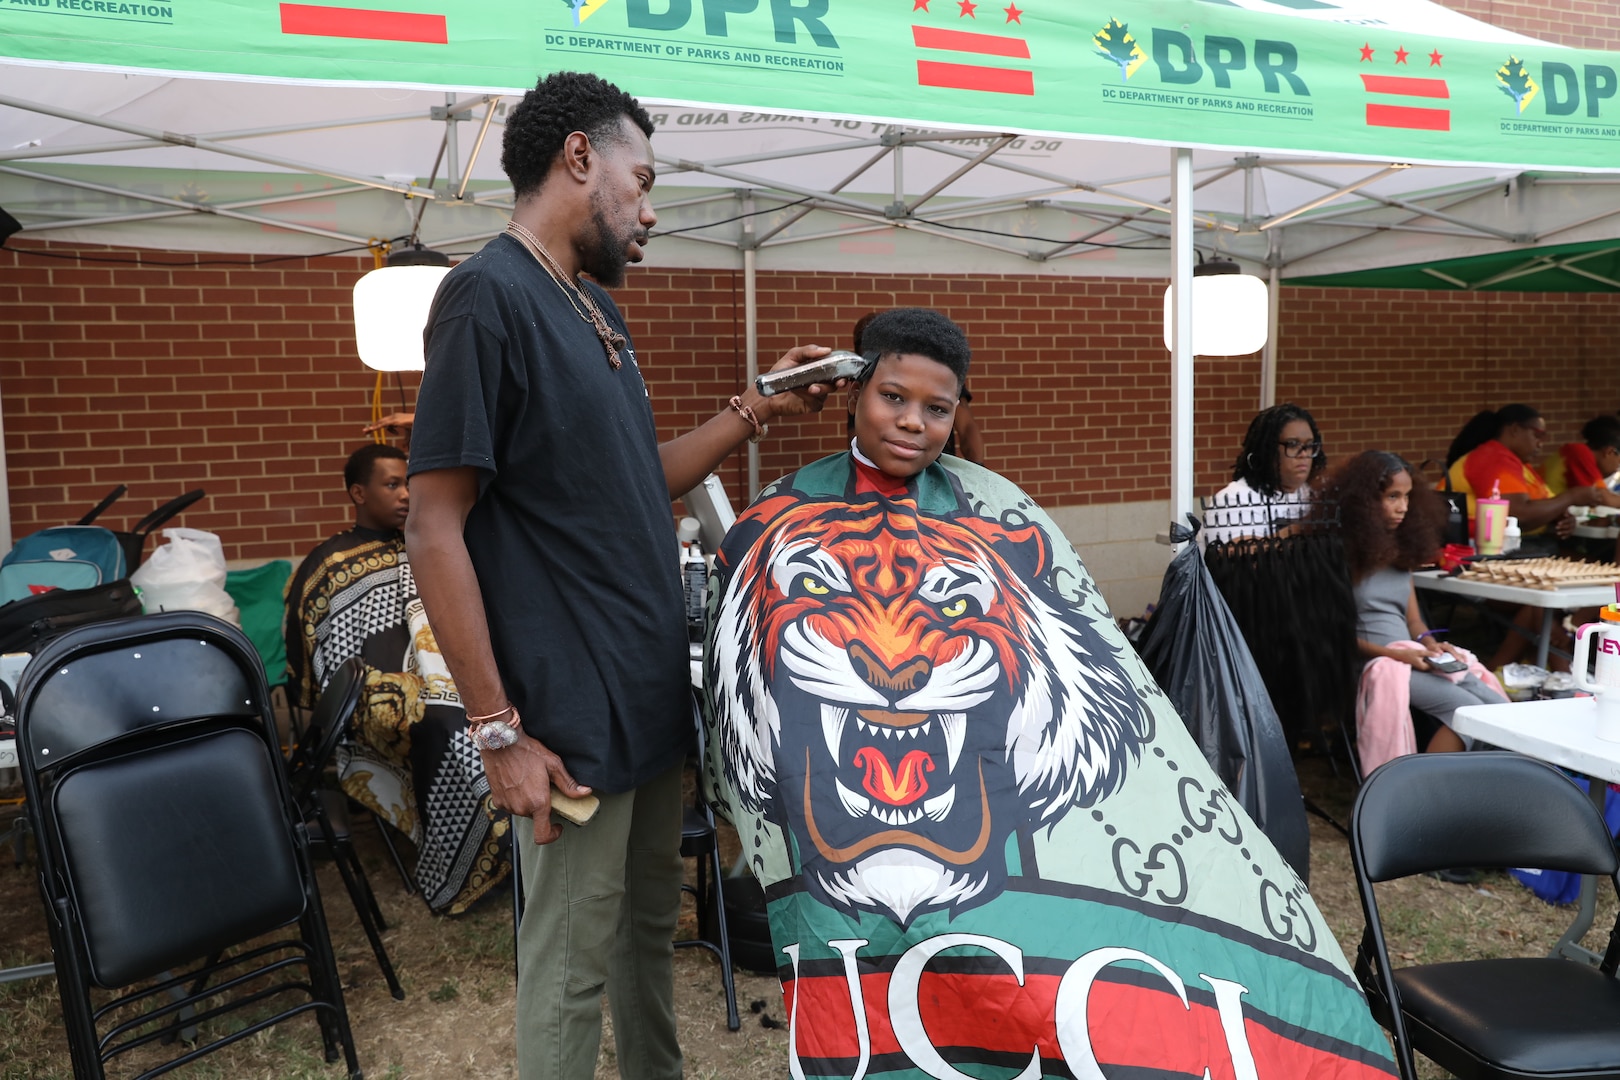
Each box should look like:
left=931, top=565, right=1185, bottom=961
left=6, top=0, right=1620, bottom=272
left=4, top=0, right=1620, bottom=532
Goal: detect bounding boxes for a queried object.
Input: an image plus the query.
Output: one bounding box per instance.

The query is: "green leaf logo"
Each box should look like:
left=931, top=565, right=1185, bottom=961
left=1093, top=19, right=1146, bottom=83
left=1496, top=55, right=1538, bottom=114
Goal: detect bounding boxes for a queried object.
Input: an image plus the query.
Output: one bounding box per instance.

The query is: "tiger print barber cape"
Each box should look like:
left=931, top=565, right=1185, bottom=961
left=701, top=452, right=1395, bottom=1080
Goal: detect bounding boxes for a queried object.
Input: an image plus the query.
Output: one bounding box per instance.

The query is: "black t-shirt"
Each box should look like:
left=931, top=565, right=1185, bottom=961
left=408, top=233, right=689, bottom=793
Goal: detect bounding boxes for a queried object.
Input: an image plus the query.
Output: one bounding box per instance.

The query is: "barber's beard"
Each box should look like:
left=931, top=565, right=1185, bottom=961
left=579, top=194, right=636, bottom=288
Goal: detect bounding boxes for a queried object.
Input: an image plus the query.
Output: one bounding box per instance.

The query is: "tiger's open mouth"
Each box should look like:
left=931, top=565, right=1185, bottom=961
left=798, top=704, right=992, bottom=866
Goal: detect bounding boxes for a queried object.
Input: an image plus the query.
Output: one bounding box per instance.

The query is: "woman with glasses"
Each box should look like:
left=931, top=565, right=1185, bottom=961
left=1203, top=404, right=1326, bottom=545
left=1443, top=404, right=1602, bottom=548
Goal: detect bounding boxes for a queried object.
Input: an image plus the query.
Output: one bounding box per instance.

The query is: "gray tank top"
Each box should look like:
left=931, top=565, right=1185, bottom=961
left=1354, top=566, right=1412, bottom=646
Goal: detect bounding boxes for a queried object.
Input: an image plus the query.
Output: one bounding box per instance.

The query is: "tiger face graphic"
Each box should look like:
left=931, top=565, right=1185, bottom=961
left=710, top=497, right=1152, bottom=925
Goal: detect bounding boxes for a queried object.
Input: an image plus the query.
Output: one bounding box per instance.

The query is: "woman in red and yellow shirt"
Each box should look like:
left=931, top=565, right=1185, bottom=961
left=1443, top=404, right=1601, bottom=543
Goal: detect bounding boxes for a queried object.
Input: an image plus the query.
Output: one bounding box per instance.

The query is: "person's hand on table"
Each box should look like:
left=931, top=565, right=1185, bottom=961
left=480, top=724, right=592, bottom=845
left=1555, top=511, right=1578, bottom=539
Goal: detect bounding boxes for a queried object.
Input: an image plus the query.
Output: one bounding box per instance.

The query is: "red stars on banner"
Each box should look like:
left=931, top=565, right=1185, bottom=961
left=911, top=0, right=1033, bottom=95
left=1356, top=42, right=1450, bottom=130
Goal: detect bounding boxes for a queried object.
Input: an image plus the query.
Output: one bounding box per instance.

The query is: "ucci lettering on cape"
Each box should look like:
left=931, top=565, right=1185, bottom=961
left=702, top=453, right=1395, bottom=1080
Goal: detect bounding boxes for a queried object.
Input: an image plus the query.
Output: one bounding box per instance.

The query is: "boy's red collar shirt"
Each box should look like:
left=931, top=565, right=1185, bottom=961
left=850, top=440, right=910, bottom=497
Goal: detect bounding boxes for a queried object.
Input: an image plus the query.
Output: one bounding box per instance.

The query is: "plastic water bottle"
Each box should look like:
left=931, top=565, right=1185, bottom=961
left=1502, top=516, right=1521, bottom=554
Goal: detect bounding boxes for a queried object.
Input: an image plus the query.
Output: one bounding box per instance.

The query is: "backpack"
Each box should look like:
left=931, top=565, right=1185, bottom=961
left=0, top=526, right=127, bottom=603
left=0, top=579, right=144, bottom=655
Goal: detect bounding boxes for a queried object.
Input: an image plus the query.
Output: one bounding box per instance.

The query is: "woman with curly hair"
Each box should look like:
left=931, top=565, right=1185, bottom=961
left=1203, top=404, right=1326, bottom=545
left=1327, top=451, right=1505, bottom=762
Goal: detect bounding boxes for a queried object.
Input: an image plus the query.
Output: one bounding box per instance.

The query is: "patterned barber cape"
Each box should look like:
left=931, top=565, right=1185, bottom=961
left=701, top=454, right=1395, bottom=1080
left=286, top=526, right=511, bottom=914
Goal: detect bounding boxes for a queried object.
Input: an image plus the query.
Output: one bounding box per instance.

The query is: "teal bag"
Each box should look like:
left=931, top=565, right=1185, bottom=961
left=0, top=526, right=127, bottom=603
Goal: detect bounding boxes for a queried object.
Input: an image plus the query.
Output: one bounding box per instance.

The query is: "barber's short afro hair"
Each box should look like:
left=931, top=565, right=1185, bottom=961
left=501, top=71, right=656, bottom=201
left=856, top=308, right=971, bottom=389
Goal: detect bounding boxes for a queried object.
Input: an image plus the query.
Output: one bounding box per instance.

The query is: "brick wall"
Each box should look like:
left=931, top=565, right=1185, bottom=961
left=4, top=244, right=1618, bottom=563
left=1443, top=0, right=1620, bottom=50
left=1, top=0, right=1616, bottom=564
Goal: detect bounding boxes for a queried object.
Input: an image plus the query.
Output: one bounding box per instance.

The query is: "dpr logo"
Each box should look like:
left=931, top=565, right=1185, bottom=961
left=564, top=0, right=612, bottom=25
left=1092, top=17, right=1309, bottom=96
left=615, top=0, right=839, bottom=46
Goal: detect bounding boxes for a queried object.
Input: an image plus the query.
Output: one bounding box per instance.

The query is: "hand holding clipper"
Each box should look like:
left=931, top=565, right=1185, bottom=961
left=754, top=350, right=872, bottom=397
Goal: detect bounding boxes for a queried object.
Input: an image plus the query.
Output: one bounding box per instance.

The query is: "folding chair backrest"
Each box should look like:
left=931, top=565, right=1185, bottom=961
left=53, top=726, right=305, bottom=986
left=1354, top=751, right=1617, bottom=882
left=19, top=619, right=259, bottom=769
left=286, top=656, right=364, bottom=803
left=15, top=612, right=303, bottom=988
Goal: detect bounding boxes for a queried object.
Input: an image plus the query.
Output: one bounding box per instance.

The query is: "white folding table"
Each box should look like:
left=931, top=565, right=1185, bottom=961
left=1413, top=571, right=1615, bottom=669
left=1451, top=697, right=1620, bottom=966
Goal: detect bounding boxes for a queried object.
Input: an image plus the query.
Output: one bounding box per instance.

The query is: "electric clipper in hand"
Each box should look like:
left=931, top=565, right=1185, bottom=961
left=754, top=350, right=872, bottom=397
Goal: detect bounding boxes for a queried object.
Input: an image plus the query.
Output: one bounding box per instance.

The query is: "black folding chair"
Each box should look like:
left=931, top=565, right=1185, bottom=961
left=674, top=690, right=740, bottom=1031
left=1352, top=751, right=1620, bottom=1080
left=15, top=612, right=360, bottom=1080
left=284, top=655, right=405, bottom=1000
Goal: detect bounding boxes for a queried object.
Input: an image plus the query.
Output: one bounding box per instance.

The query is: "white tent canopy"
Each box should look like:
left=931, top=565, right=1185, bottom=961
left=3, top=0, right=1619, bottom=537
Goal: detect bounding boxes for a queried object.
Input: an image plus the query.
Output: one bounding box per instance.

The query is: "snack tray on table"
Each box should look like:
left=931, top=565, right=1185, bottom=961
left=1456, top=556, right=1620, bottom=591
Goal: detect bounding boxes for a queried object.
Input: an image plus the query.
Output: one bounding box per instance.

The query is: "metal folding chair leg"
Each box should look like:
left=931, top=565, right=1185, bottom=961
left=371, top=814, right=417, bottom=895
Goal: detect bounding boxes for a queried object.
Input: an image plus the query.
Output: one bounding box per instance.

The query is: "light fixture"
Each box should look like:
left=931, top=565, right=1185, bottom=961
left=352, top=244, right=452, bottom=371
left=1162, top=257, right=1269, bottom=356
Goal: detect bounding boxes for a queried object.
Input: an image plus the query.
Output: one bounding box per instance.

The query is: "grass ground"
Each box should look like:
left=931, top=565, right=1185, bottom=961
left=0, top=752, right=1609, bottom=1080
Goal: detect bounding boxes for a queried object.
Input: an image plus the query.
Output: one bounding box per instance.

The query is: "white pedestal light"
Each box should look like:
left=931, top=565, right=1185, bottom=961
left=353, top=245, right=452, bottom=371
left=1161, top=258, right=1270, bottom=358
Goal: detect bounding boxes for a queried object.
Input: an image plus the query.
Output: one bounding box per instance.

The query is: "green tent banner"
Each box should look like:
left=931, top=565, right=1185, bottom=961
left=4, top=0, right=1620, bottom=171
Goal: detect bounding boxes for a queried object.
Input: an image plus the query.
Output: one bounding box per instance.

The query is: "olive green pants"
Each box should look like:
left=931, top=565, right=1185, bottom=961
left=514, top=761, right=685, bottom=1080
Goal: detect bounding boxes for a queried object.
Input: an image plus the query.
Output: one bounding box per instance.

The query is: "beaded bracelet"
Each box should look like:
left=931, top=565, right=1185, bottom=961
left=728, top=395, right=767, bottom=443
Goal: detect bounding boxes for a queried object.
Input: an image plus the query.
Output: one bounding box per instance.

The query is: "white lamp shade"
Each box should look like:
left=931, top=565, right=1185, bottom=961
left=1162, top=274, right=1269, bottom=356
left=353, top=264, right=452, bottom=371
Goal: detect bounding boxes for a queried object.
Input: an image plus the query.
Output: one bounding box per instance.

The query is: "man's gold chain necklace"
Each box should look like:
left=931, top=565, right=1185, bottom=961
left=504, top=220, right=625, bottom=370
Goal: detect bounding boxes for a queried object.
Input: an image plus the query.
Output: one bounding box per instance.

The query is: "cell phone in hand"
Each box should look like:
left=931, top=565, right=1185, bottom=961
left=1425, top=655, right=1467, bottom=674
left=754, top=350, right=873, bottom=397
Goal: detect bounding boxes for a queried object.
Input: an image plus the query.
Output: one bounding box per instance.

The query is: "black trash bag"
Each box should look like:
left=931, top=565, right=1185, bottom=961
left=1137, top=516, right=1311, bottom=881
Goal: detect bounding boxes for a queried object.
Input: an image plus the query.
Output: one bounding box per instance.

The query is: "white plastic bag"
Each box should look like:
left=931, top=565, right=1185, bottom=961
left=130, top=527, right=241, bottom=626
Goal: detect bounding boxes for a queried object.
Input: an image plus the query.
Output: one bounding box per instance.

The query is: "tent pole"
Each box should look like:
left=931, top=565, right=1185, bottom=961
left=743, top=193, right=760, bottom=501
left=0, top=379, right=11, bottom=553
left=1260, top=232, right=1281, bottom=410
left=1169, top=148, right=1194, bottom=530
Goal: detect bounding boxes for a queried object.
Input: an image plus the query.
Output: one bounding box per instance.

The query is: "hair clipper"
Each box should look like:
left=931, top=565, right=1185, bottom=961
left=754, top=350, right=873, bottom=397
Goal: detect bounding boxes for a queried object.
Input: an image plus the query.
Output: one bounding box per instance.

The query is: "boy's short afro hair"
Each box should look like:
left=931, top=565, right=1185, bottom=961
left=857, top=308, right=971, bottom=389
left=344, top=443, right=406, bottom=489
left=501, top=71, right=656, bottom=200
